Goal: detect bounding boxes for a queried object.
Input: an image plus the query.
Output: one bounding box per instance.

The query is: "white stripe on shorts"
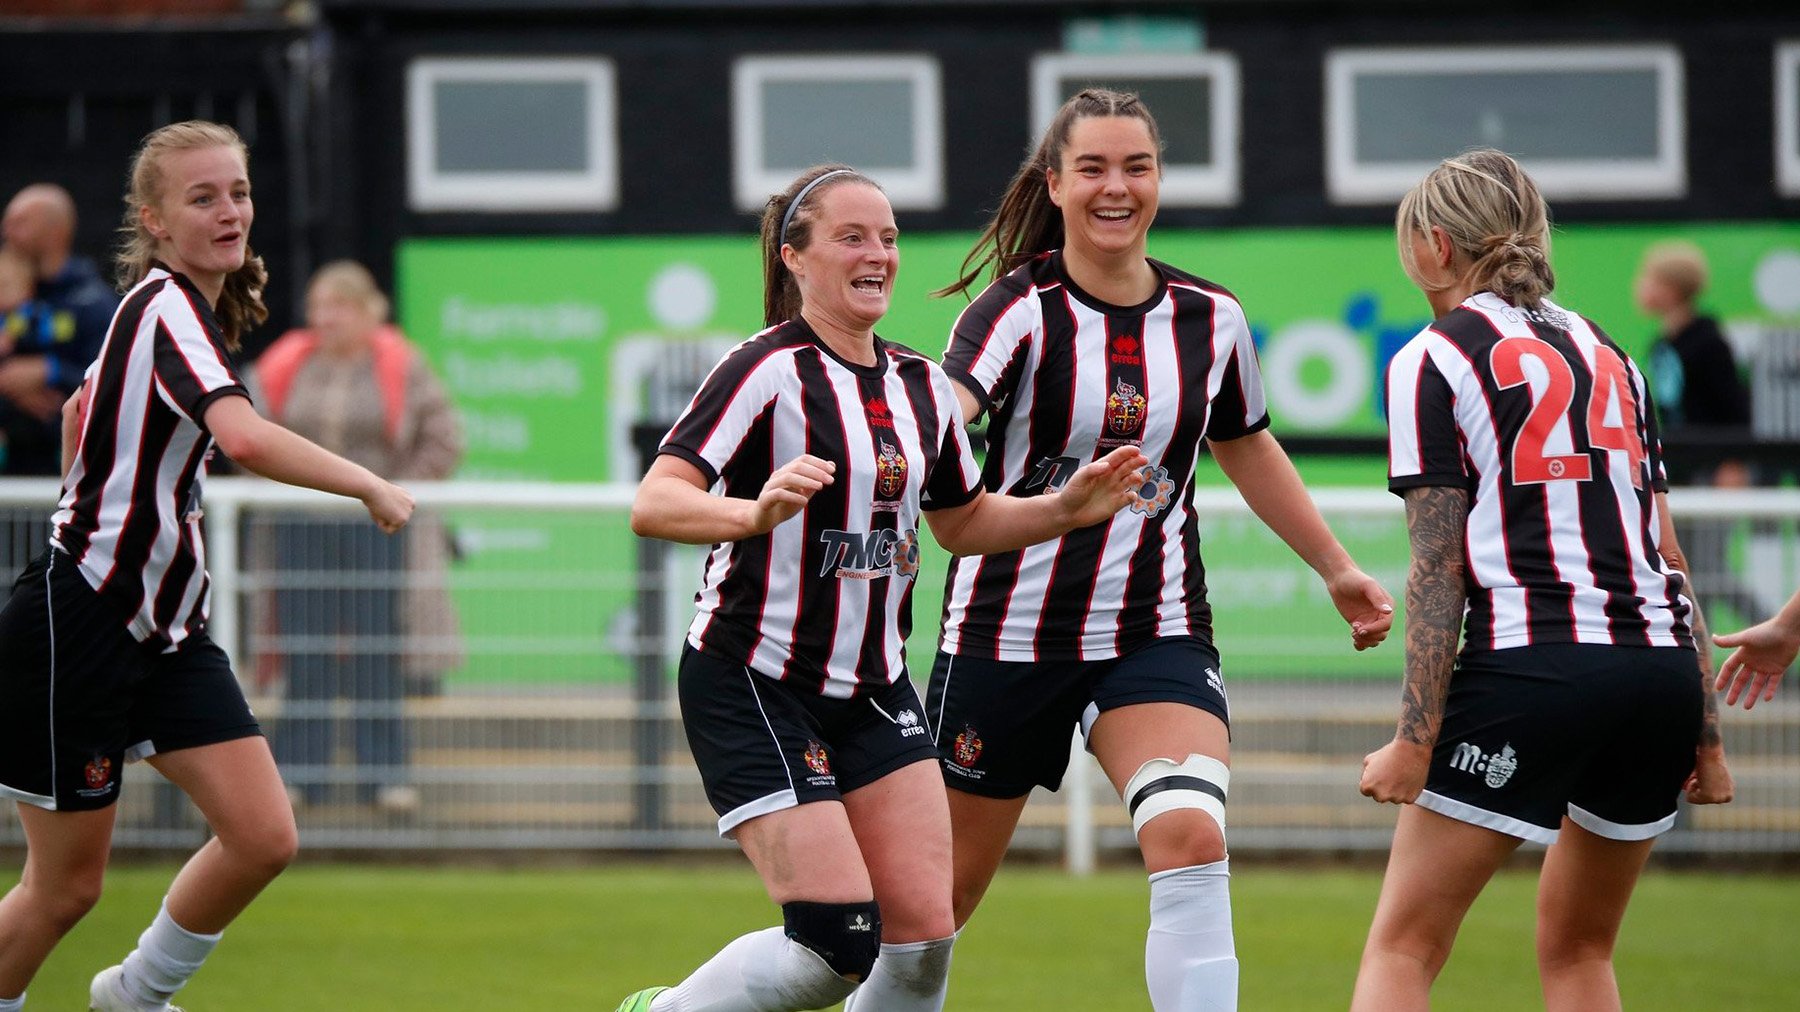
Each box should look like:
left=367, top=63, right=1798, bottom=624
left=1417, top=789, right=1558, bottom=845
left=1568, top=802, right=1675, bottom=842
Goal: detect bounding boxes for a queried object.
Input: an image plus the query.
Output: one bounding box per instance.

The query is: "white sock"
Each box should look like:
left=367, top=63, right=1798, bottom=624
left=119, top=898, right=222, bottom=1007
left=842, top=935, right=956, bottom=1012
left=0, top=992, right=23, bottom=1011
left=1145, top=860, right=1237, bottom=1012
left=652, top=925, right=856, bottom=1012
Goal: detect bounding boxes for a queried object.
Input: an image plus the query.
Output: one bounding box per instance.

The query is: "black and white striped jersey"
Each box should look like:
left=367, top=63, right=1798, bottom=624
left=660, top=318, right=982, bottom=697
left=1386, top=292, right=1693, bottom=653
left=939, top=252, right=1269, bottom=662
left=52, top=265, right=249, bottom=648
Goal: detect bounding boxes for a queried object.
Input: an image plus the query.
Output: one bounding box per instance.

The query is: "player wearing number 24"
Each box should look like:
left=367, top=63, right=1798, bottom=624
left=1354, top=149, right=1732, bottom=1012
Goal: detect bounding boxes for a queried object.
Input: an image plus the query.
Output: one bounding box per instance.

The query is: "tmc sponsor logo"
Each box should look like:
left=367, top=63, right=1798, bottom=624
left=818, top=528, right=920, bottom=579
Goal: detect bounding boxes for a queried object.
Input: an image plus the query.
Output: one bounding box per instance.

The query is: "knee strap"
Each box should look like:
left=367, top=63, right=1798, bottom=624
left=1124, top=754, right=1230, bottom=836
left=783, top=900, right=882, bottom=981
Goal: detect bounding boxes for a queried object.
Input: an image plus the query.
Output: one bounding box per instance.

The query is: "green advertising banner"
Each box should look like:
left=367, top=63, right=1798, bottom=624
left=396, top=224, right=1800, bottom=685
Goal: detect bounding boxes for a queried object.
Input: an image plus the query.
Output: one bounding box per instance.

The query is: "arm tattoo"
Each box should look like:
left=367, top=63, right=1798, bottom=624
left=1399, top=486, right=1470, bottom=747
left=1677, top=569, right=1723, bottom=749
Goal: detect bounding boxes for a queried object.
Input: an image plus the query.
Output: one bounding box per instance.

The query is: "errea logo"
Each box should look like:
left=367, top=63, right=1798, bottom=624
left=895, top=708, right=926, bottom=738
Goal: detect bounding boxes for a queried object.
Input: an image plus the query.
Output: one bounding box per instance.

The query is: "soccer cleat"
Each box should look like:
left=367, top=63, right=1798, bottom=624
left=89, top=965, right=185, bottom=1012
left=613, top=985, right=669, bottom=1012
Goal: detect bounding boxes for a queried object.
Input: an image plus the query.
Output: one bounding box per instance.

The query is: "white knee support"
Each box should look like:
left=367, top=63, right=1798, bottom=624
left=1123, top=754, right=1229, bottom=836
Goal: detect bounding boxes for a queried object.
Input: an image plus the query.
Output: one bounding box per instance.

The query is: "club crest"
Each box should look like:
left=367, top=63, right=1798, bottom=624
left=1105, top=378, right=1147, bottom=436
left=952, top=726, right=983, bottom=768
left=1484, top=743, right=1519, bottom=789
left=83, top=756, right=113, bottom=790
left=803, top=740, right=831, bottom=776
left=875, top=439, right=909, bottom=499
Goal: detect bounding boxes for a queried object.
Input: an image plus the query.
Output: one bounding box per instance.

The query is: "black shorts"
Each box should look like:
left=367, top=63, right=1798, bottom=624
left=0, top=550, right=261, bottom=812
left=679, top=644, right=941, bottom=836
left=1418, top=643, right=1702, bottom=844
left=925, top=635, right=1230, bottom=799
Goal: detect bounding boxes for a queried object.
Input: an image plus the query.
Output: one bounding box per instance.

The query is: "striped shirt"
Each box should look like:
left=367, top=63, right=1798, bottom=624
left=52, top=265, right=248, bottom=648
left=939, top=252, right=1269, bottom=662
left=661, top=318, right=982, bottom=697
left=1385, top=292, right=1693, bottom=653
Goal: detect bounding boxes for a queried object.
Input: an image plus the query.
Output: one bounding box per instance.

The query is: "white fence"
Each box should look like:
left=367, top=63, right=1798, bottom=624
left=1, top=478, right=1795, bottom=862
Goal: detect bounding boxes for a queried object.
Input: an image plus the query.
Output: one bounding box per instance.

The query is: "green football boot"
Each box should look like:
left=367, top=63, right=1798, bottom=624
left=614, top=985, right=670, bottom=1012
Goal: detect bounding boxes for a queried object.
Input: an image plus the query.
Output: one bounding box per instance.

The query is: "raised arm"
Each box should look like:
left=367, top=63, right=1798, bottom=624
left=924, top=445, right=1146, bottom=556
left=631, top=452, right=836, bottom=546
left=1655, top=492, right=1732, bottom=804
left=1209, top=429, right=1394, bottom=649
left=204, top=394, right=414, bottom=533
left=1713, top=588, right=1800, bottom=710
left=1361, top=484, right=1468, bottom=804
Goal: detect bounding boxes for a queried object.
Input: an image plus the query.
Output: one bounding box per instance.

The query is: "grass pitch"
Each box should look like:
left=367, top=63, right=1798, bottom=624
left=23, top=861, right=1792, bottom=1009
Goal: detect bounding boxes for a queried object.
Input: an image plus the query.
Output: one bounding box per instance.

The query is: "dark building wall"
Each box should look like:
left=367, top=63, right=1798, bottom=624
left=0, top=25, right=305, bottom=353
left=321, top=1, right=1800, bottom=293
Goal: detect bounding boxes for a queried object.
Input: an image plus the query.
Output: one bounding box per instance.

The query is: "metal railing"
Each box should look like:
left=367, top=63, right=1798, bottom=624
left=1, top=478, right=1794, bottom=861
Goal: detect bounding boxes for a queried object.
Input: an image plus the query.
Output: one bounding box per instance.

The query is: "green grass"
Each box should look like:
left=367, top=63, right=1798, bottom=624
left=22, top=862, right=1793, bottom=1009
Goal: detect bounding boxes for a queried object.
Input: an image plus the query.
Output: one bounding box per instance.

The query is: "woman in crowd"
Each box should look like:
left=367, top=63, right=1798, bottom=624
left=250, top=259, right=464, bottom=814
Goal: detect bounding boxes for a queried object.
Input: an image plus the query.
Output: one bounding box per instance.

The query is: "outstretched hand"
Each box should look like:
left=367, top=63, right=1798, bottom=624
left=747, top=454, right=836, bottom=535
left=1057, top=446, right=1152, bottom=528
left=364, top=480, right=415, bottom=534
left=1328, top=567, right=1395, bottom=651
left=1712, top=620, right=1798, bottom=710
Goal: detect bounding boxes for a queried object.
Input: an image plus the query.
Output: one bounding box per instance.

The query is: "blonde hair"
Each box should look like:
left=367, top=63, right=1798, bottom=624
left=116, top=120, right=268, bottom=349
left=1396, top=148, right=1554, bottom=309
left=307, top=260, right=391, bottom=323
left=938, top=88, right=1162, bottom=299
left=1639, top=240, right=1709, bottom=303
left=758, top=164, right=881, bottom=327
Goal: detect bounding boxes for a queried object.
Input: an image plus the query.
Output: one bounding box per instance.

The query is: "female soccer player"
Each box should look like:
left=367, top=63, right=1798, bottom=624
left=620, top=165, right=1147, bottom=1012
left=0, top=120, right=414, bottom=1012
left=1355, top=149, right=1734, bottom=1012
left=927, top=88, right=1393, bottom=1011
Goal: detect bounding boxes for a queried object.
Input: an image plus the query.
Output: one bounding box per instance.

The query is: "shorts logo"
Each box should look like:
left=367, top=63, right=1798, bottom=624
left=847, top=912, right=876, bottom=932
left=1449, top=741, right=1520, bottom=789
left=1204, top=666, right=1225, bottom=698
left=803, top=740, right=831, bottom=777
left=83, top=756, right=113, bottom=791
left=951, top=726, right=983, bottom=768
left=1127, top=465, right=1176, bottom=517
left=895, top=708, right=927, bottom=738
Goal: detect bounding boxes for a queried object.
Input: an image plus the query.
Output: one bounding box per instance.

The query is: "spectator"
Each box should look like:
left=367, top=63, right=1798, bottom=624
left=0, top=183, right=116, bottom=477
left=1637, top=240, right=1750, bottom=486
left=1637, top=240, right=1764, bottom=623
left=248, top=260, right=464, bottom=814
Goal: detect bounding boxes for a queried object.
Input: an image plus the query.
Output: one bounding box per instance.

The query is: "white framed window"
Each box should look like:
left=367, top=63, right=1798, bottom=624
left=1325, top=45, right=1685, bottom=204
left=1779, top=42, right=1800, bottom=198
left=1030, top=52, right=1240, bottom=206
left=731, top=54, right=943, bottom=212
left=406, top=57, right=618, bottom=212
